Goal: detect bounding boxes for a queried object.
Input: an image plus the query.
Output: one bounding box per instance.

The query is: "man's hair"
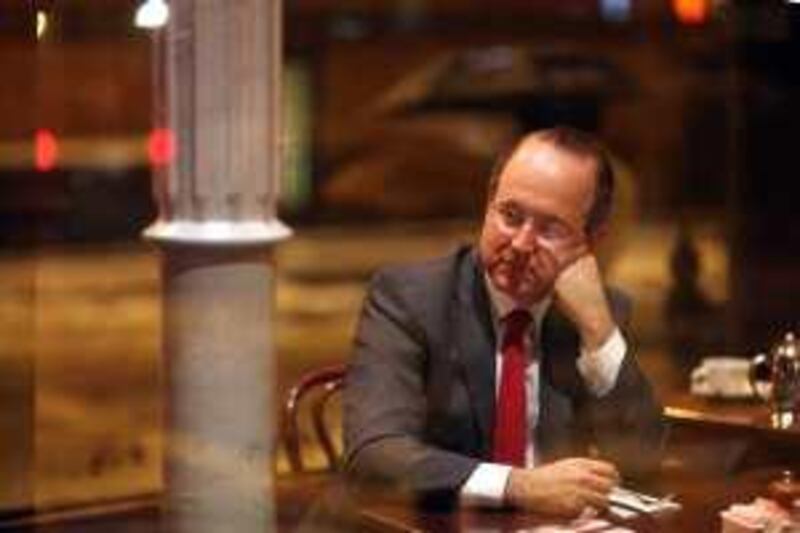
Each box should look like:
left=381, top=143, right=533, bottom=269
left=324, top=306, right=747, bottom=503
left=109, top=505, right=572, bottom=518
left=486, top=126, right=615, bottom=235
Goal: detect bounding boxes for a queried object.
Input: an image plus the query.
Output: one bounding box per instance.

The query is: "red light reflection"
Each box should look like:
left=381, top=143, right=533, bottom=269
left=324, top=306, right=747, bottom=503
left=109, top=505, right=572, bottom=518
left=673, top=0, right=708, bottom=25
left=35, top=129, right=58, bottom=172
left=147, top=128, right=175, bottom=167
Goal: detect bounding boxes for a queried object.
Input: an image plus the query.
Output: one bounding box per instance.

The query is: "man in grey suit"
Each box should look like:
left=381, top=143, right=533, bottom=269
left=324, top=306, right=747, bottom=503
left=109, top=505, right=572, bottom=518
left=343, top=126, right=664, bottom=517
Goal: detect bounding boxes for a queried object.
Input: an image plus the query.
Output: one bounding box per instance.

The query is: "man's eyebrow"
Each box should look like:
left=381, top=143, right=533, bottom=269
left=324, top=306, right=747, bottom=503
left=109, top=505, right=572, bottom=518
left=504, top=201, right=570, bottom=226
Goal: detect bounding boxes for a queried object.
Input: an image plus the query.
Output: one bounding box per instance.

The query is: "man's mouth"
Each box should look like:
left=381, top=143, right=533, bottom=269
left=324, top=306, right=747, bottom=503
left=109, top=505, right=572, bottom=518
left=498, top=257, right=539, bottom=287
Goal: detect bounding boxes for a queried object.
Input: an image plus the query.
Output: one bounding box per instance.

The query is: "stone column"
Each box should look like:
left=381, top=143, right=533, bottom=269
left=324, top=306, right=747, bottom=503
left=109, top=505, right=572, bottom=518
left=143, top=1, right=289, bottom=532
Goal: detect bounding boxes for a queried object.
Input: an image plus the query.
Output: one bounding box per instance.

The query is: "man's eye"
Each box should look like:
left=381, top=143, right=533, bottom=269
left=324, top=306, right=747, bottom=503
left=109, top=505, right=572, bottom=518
left=500, top=206, right=525, bottom=226
left=540, top=222, right=571, bottom=239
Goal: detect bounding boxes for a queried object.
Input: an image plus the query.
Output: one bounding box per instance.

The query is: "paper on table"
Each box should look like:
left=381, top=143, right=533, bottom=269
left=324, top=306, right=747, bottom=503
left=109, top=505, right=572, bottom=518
left=608, top=486, right=682, bottom=516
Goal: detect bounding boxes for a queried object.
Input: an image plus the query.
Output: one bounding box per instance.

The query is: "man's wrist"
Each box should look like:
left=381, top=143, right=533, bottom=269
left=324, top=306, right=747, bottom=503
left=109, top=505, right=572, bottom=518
left=504, top=467, right=525, bottom=509
left=579, top=314, right=615, bottom=351
left=577, top=328, right=627, bottom=397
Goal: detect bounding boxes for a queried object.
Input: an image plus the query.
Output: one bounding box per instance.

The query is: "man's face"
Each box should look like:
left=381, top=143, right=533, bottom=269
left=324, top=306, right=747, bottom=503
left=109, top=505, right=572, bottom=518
left=478, top=139, right=597, bottom=306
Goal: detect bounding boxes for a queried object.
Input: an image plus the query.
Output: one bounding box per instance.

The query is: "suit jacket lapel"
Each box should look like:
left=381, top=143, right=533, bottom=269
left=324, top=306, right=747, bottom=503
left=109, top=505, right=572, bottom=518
left=452, top=249, right=496, bottom=456
left=537, top=307, right=584, bottom=460
left=539, top=307, right=583, bottom=394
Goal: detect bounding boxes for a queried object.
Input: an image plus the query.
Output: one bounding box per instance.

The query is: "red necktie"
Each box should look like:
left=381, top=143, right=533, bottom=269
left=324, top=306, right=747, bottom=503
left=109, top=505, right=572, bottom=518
left=492, top=309, right=532, bottom=466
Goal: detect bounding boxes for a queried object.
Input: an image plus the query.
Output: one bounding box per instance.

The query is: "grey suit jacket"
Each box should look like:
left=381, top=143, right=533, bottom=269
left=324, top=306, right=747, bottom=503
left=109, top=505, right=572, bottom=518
left=343, top=246, right=664, bottom=506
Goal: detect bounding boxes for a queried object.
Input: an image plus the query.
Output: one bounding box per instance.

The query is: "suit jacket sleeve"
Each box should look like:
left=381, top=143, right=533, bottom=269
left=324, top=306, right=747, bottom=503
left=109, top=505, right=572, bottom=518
left=583, top=351, right=665, bottom=479
left=343, top=268, right=479, bottom=505
left=577, top=292, right=665, bottom=480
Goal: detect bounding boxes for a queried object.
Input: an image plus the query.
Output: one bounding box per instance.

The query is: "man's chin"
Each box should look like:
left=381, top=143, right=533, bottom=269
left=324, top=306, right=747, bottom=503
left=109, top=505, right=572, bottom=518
left=496, top=280, right=549, bottom=306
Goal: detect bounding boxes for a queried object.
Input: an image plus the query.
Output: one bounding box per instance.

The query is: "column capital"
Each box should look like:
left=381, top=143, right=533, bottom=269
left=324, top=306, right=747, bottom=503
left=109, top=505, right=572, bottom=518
left=144, top=218, right=291, bottom=247
left=145, top=0, right=290, bottom=249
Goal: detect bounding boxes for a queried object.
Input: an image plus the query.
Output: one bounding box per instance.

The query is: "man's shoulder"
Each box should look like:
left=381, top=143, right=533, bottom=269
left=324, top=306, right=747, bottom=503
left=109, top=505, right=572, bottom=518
left=368, top=244, right=477, bottom=305
left=373, top=244, right=474, bottom=283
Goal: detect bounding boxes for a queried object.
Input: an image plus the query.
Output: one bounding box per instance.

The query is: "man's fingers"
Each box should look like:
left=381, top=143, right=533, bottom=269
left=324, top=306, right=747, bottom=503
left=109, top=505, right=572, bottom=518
left=563, top=241, right=590, bottom=269
left=583, top=459, right=620, bottom=482
left=569, top=458, right=619, bottom=479
left=571, top=459, right=618, bottom=497
left=582, top=471, right=617, bottom=495
left=582, top=487, right=611, bottom=510
left=539, top=238, right=588, bottom=270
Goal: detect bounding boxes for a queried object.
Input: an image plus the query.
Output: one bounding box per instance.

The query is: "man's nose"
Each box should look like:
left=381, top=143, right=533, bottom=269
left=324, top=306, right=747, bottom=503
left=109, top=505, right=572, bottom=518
left=510, top=222, right=539, bottom=251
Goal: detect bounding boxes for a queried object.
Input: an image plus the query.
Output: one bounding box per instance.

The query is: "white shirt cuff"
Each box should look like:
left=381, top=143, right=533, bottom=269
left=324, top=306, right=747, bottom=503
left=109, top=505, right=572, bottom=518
left=576, top=327, right=626, bottom=397
left=459, top=462, right=512, bottom=508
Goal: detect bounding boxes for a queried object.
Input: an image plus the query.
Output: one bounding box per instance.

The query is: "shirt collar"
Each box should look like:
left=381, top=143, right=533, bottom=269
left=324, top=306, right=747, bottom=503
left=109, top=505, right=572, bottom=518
left=483, top=274, right=551, bottom=333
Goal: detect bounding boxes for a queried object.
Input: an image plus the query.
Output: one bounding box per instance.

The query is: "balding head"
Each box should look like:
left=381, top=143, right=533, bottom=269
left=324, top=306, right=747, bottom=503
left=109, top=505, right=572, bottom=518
left=487, top=126, right=615, bottom=236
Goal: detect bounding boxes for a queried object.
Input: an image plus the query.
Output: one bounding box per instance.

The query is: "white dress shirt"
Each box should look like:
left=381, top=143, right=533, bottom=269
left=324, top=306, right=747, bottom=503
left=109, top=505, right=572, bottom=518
left=460, top=278, right=626, bottom=507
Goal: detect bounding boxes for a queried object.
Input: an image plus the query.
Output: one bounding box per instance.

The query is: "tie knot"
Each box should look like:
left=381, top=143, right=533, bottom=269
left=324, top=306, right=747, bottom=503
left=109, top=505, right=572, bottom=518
left=503, top=309, right=532, bottom=339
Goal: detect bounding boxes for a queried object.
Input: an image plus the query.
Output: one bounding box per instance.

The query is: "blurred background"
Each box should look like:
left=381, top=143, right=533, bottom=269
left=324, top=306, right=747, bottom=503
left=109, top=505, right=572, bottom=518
left=1, top=0, right=799, bottom=516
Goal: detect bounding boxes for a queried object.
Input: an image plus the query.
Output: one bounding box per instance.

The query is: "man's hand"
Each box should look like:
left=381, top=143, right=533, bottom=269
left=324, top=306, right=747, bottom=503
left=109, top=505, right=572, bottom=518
left=504, top=458, right=620, bottom=516
left=553, top=253, right=615, bottom=351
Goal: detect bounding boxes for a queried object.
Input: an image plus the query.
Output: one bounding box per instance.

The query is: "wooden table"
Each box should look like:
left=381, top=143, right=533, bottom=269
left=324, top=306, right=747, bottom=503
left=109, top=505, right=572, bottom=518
left=353, top=468, right=784, bottom=532
left=662, top=393, right=800, bottom=475
left=0, top=468, right=786, bottom=532
left=665, top=392, right=800, bottom=438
